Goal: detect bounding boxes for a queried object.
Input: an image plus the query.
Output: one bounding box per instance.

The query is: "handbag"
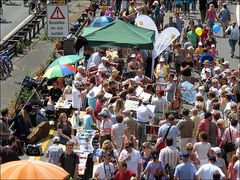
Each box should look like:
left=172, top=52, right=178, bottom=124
left=156, top=124, right=173, bottom=152
left=26, top=144, right=43, bottom=156
left=224, top=127, right=236, bottom=153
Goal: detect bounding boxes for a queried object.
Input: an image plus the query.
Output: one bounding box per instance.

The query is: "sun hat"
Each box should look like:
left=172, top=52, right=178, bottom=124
left=111, top=68, right=120, bottom=76
left=205, top=68, right=211, bottom=73
left=159, top=57, right=165, bottom=62
left=53, top=136, right=60, bottom=142
left=78, top=65, right=86, bottom=71
left=223, top=61, right=230, bottom=65
left=130, top=54, right=136, bottom=58
left=86, top=90, right=96, bottom=98
left=73, top=80, right=81, bottom=87
left=198, top=42, right=203, bottom=46
left=211, top=147, right=221, bottom=154
left=98, top=65, right=107, bottom=72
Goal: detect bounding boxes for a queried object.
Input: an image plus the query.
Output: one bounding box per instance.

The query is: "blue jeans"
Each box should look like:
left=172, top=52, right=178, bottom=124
left=208, top=19, right=214, bottom=29
left=165, top=0, right=172, bottom=11
left=229, top=39, right=238, bottom=56
left=191, top=0, right=196, bottom=11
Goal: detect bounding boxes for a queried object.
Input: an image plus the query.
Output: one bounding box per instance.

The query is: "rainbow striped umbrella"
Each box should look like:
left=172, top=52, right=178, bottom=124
left=43, top=64, right=77, bottom=79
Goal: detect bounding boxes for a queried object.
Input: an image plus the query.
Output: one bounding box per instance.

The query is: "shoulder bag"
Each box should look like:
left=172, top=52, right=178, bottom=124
left=224, top=127, right=236, bottom=153
left=156, top=124, right=173, bottom=152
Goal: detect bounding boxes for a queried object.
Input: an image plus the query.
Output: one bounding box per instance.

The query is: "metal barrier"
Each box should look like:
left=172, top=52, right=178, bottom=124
left=0, top=11, right=47, bottom=59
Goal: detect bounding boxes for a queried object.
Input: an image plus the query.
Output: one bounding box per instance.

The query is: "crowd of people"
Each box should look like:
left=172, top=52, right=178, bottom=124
left=1, top=0, right=240, bottom=179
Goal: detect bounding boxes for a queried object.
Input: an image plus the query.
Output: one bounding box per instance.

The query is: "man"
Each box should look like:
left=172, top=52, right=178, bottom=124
left=0, top=108, right=11, bottom=146
left=87, top=49, right=106, bottom=68
left=174, top=152, right=197, bottom=180
left=136, top=99, right=155, bottom=146
left=158, top=114, right=180, bottom=148
left=159, top=137, right=180, bottom=179
left=118, top=141, right=141, bottom=179
left=196, top=156, right=225, bottom=179
left=74, top=65, right=87, bottom=83
left=196, top=111, right=212, bottom=141
left=199, top=48, right=214, bottom=63
left=114, top=162, right=136, bottom=180
left=122, top=109, right=138, bottom=138
left=180, top=54, right=194, bottom=83
left=46, top=136, right=63, bottom=165
left=199, top=0, right=207, bottom=23
left=164, top=16, right=177, bottom=29
left=133, top=46, right=144, bottom=67
left=0, top=136, right=20, bottom=164
left=94, top=152, right=115, bottom=180
left=58, top=140, right=79, bottom=179
left=83, top=107, right=98, bottom=131
left=219, top=3, right=231, bottom=37
left=151, top=90, right=169, bottom=125
left=165, top=73, right=177, bottom=103
left=187, top=26, right=198, bottom=48
left=177, top=108, right=194, bottom=151
left=49, top=81, right=63, bottom=102
left=72, top=81, right=87, bottom=111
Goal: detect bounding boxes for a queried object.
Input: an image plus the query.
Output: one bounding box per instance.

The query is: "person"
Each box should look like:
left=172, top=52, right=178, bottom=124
left=57, top=113, right=75, bottom=145
left=98, top=140, right=118, bottom=165
left=114, top=99, right=125, bottom=115
left=127, top=54, right=140, bottom=72
left=164, top=16, right=177, bottom=29
left=99, top=110, right=112, bottom=147
left=196, top=111, right=212, bottom=141
left=225, top=21, right=240, bottom=58
left=114, top=162, right=136, bottom=180
left=152, top=1, right=161, bottom=31
left=186, top=143, right=201, bottom=167
left=218, top=3, right=231, bottom=37
left=118, top=140, right=141, bottom=179
left=158, top=114, right=180, bottom=148
left=0, top=136, right=20, bottom=164
left=94, top=152, right=115, bottom=180
left=86, top=90, right=97, bottom=111
left=164, top=73, right=177, bottom=103
left=159, top=137, right=180, bottom=179
left=120, top=126, right=137, bottom=152
left=199, top=0, right=207, bottom=23
left=183, top=0, right=191, bottom=19
left=83, top=107, right=99, bottom=131
left=190, top=108, right=201, bottom=140
left=87, top=49, right=106, bottom=68
left=111, top=115, right=125, bottom=153
left=141, top=151, right=167, bottom=180
left=227, top=155, right=239, bottom=180
left=151, top=89, right=169, bottom=125
left=177, top=108, right=194, bottom=151
left=154, top=57, right=169, bottom=84
left=205, top=4, right=218, bottom=29
left=140, top=142, right=152, bottom=173
left=136, top=99, right=155, bottom=147
left=58, top=140, right=79, bottom=179
left=196, top=156, right=226, bottom=179
left=180, top=54, right=194, bottom=83
left=234, top=159, right=240, bottom=180
left=187, top=27, right=198, bottom=49
left=0, top=108, right=11, bottom=146
left=174, top=152, right=198, bottom=180
left=46, top=136, right=64, bottom=165
left=49, top=81, right=63, bottom=102
left=122, top=109, right=138, bottom=137
left=72, top=81, right=87, bottom=111
left=193, top=131, right=211, bottom=166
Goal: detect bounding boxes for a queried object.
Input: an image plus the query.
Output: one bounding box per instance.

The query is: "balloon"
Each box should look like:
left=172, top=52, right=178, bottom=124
left=213, top=24, right=221, bottom=33
left=195, top=27, right=203, bottom=36
left=73, top=24, right=80, bottom=31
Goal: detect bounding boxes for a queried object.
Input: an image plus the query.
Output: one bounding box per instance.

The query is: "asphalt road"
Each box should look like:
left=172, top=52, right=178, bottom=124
left=0, top=0, right=29, bottom=39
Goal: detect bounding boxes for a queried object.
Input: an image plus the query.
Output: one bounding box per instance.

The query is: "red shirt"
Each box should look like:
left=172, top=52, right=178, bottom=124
left=94, top=100, right=103, bottom=121
left=114, top=170, right=136, bottom=180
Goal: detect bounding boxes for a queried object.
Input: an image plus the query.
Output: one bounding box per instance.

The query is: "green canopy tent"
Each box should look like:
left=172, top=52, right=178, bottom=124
left=82, top=19, right=155, bottom=50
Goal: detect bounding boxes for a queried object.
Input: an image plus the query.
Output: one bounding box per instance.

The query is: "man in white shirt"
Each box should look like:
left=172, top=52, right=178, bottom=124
left=72, top=81, right=87, bottom=111
left=196, top=156, right=226, bottom=180
left=94, top=152, right=115, bottom=180
left=87, top=49, right=106, bottom=68
left=136, top=99, right=155, bottom=146
left=118, top=140, right=141, bottom=179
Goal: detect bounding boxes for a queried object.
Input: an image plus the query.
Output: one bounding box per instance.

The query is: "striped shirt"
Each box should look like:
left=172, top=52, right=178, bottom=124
left=151, top=96, right=169, bottom=119
left=159, top=146, right=180, bottom=169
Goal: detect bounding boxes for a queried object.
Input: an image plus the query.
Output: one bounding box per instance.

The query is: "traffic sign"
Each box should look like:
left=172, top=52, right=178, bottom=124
left=47, top=5, right=69, bottom=37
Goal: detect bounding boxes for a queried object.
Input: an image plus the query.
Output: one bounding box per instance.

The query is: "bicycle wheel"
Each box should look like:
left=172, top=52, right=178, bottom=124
left=3, top=63, right=11, bottom=74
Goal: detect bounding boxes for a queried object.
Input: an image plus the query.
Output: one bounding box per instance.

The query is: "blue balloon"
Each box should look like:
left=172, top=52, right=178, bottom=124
left=213, top=24, right=221, bottom=33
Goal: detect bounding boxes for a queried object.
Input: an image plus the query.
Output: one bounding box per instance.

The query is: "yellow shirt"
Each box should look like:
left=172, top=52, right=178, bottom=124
left=195, top=47, right=203, bottom=56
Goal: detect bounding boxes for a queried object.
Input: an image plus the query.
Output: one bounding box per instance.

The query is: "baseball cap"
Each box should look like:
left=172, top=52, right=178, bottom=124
left=99, top=110, right=108, bottom=117
left=159, top=57, right=165, bottom=62
left=211, top=147, right=221, bottom=154
left=86, top=107, right=93, bottom=114
left=180, top=152, right=189, bottom=158
left=211, top=44, right=215, bottom=48
left=205, top=68, right=211, bottom=73
left=214, top=66, right=221, bottom=71
left=223, top=61, right=230, bottom=65
left=198, top=42, right=203, bottom=46
left=130, top=54, right=136, bottom=58
left=53, top=136, right=60, bottom=142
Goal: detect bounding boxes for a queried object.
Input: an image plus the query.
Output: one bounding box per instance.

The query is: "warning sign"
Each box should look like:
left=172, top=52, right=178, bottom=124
left=47, top=5, right=69, bottom=37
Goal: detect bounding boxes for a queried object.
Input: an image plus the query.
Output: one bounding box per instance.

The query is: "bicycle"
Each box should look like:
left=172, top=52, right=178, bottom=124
left=1, top=50, right=13, bottom=72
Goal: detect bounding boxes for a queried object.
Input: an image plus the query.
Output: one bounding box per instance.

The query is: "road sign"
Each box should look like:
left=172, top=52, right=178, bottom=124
left=47, top=5, right=69, bottom=37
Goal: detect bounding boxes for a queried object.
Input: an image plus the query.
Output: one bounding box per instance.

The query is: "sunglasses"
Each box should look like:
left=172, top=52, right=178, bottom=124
left=186, top=149, right=193, bottom=151
left=125, top=146, right=130, bottom=149
left=142, top=146, right=147, bottom=149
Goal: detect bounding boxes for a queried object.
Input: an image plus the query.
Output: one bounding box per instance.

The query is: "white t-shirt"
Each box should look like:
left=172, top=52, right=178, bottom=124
left=194, top=142, right=211, bottom=165
left=94, top=162, right=115, bottom=180
left=196, top=163, right=225, bottom=179
left=87, top=52, right=101, bottom=68
left=118, top=149, right=141, bottom=176
left=234, top=160, right=240, bottom=180
left=72, top=88, right=81, bottom=109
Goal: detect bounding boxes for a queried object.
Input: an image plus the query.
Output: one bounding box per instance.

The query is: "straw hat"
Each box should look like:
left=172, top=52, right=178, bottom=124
left=111, top=68, right=119, bottom=76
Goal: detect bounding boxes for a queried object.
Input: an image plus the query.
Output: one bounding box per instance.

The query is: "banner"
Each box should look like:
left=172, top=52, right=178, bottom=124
left=135, top=15, right=158, bottom=40
left=152, top=27, right=180, bottom=60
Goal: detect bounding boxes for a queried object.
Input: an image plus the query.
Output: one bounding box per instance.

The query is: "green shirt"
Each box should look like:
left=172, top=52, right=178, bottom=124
left=187, top=31, right=198, bottom=48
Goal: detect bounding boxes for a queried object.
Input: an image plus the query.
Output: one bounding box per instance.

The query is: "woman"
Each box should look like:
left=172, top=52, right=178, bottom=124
left=205, top=4, right=218, bottom=29
left=114, top=99, right=125, bottom=115
left=141, top=151, right=167, bottom=180
left=140, top=142, right=153, bottom=173
left=227, top=155, right=239, bottom=180
left=225, top=21, right=240, bottom=58
left=57, top=113, right=75, bottom=145
left=94, top=93, right=106, bottom=124
left=193, top=131, right=211, bottom=166
left=120, top=126, right=137, bottom=152
left=154, top=57, right=169, bottom=83
left=216, top=119, right=226, bottom=146
left=205, top=31, right=217, bottom=48
left=127, top=55, right=140, bottom=72
left=230, top=75, right=238, bottom=103
left=111, top=115, right=125, bottom=153
left=152, top=1, right=161, bottom=31
left=186, top=143, right=201, bottom=167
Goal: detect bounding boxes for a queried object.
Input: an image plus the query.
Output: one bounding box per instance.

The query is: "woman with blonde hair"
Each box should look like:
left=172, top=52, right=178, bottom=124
left=120, top=126, right=137, bottom=152
left=114, top=99, right=125, bottom=115
left=205, top=4, right=218, bottom=29
left=186, top=143, right=201, bottom=167
left=57, top=112, right=75, bottom=145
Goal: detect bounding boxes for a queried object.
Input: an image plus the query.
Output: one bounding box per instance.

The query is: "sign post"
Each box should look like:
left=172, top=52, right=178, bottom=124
left=47, top=5, right=69, bottom=38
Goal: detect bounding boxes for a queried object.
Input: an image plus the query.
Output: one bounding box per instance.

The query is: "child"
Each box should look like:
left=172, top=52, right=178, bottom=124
left=209, top=44, right=218, bottom=59
left=195, top=42, right=204, bottom=56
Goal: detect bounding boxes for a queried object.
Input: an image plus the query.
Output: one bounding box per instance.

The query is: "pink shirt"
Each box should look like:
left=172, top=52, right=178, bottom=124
left=222, top=126, right=239, bottom=144
left=100, top=119, right=112, bottom=136
left=207, top=9, right=216, bottom=20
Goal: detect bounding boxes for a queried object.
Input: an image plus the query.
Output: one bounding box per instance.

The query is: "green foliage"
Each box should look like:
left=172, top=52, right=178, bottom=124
left=16, top=41, right=28, bottom=54
left=39, top=29, right=56, bottom=42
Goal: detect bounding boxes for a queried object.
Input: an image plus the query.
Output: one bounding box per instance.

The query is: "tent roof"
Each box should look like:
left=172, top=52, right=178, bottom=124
left=82, top=19, right=155, bottom=50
